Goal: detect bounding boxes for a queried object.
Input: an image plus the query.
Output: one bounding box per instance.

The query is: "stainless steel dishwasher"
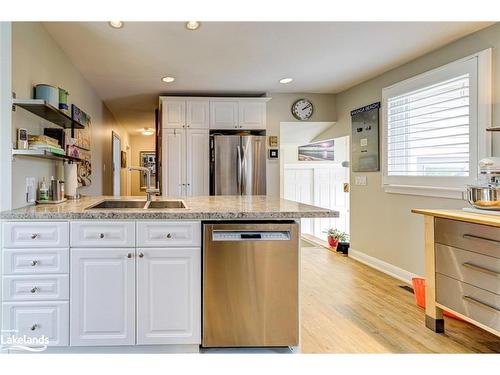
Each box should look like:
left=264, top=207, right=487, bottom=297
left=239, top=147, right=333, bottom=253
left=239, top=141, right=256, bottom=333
left=202, top=222, right=299, bottom=348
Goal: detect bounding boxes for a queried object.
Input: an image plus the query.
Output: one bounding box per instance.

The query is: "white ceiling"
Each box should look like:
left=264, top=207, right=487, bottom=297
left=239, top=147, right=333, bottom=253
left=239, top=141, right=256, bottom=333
left=43, top=22, right=491, bottom=131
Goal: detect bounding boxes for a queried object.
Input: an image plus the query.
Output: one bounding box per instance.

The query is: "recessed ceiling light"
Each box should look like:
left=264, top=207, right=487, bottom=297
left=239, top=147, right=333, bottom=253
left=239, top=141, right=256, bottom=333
left=109, top=21, right=124, bottom=29
left=185, top=21, right=201, bottom=31
left=161, top=76, right=175, bottom=83
left=142, top=128, right=154, bottom=136
left=279, top=77, right=294, bottom=84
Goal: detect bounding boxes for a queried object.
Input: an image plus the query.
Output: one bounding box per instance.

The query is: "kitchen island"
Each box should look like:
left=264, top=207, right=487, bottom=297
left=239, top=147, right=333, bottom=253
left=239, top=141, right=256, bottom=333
left=0, top=196, right=338, bottom=353
left=412, top=209, right=499, bottom=338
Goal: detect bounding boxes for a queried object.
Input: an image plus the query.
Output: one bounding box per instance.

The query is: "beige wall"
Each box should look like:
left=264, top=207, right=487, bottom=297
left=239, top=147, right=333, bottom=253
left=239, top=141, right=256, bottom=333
left=331, top=22, right=500, bottom=276
left=265, top=93, right=337, bottom=196
left=128, top=134, right=155, bottom=196
left=11, top=22, right=129, bottom=207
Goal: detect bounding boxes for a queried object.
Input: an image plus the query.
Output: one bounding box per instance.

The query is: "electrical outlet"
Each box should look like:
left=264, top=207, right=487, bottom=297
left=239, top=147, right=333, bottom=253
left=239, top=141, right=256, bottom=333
left=355, top=176, right=367, bottom=186
left=26, top=177, right=36, bottom=204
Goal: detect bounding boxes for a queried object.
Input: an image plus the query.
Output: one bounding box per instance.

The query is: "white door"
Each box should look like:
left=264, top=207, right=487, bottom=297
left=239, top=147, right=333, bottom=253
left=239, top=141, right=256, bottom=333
left=186, top=129, right=209, bottom=196
left=283, top=168, right=314, bottom=235
left=136, top=247, right=201, bottom=345
left=186, top=100, right=209, bottom=129
left=112, top=133, right=121, bottom=196
left=70, top=248, right=135, bottom=346
left=210, top=101, right=238, bottom=129
left=238, top=101, right=266, bottom=129
left=163, top=100, right=186, bottom=129
left=163, top=129, right=186, bottom=197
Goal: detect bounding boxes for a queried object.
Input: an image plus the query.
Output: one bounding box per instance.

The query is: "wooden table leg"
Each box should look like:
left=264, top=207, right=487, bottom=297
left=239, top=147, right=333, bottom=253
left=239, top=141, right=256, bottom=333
left=424, top=215, right=444, bottom=333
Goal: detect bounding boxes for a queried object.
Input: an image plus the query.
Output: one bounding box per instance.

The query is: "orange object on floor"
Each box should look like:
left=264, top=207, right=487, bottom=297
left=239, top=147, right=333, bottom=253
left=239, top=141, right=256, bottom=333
left=411, top=277, right=464, bottom=321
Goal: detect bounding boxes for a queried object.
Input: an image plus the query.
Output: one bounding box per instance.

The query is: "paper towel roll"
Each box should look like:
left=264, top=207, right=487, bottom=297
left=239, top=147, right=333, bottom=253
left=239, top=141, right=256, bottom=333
left=64, top=163, right=78, bottom=197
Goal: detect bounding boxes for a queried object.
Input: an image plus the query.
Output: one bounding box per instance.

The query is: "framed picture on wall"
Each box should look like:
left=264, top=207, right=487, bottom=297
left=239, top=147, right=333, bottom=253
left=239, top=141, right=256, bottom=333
left=121, top=151, right=127, bottom=168
left=298, top=139, right=335, bottom=161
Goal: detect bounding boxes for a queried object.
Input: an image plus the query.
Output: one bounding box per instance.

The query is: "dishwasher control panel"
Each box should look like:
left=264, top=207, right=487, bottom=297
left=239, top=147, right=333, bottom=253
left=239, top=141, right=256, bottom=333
left=212, top=231, right=291, bottom=241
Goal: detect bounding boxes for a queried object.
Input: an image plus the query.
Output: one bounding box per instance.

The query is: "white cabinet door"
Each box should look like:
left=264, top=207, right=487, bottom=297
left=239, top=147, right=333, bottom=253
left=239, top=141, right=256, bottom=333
left=186, top=129, right=209, bottom=196
left=3, top=222, right=69, bottom=248
left=163, top=129, right=186, bottom=197
left=70, top=248, right=135, bottom=346
left=238, top=101, right=266, bottom=129
left=210, top=101, right=238, bottom=129
left=186, top=100, right=209, bottom=129
left=163, top=100, right=186, bottom=129
left=70, top=221, right=135, bottom=248
left=136, top=247, right=201, bottom=345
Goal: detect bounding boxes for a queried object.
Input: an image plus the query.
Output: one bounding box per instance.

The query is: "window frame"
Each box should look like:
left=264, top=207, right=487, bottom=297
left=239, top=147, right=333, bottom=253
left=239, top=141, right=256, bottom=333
left=381, top=49, right=492, bottom=199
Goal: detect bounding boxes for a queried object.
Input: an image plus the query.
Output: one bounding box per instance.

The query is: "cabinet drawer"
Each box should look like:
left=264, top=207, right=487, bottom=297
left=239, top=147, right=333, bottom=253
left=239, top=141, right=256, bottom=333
left=2, top=301, right=69, bottom=346
left=2, top=248, right=69, bottom=275
left=3, top=275, right=69, bottom=301
left=435, top=218, right=500, bottom=259
left=71, top=221, right=135, bottom=247
left=137, top=221, right=201, bottom=247
left=436, top=244, right=500, bottom=294
left=436, top=273, right=499, bottom=333
left=3, top=222, right=68, bottom=248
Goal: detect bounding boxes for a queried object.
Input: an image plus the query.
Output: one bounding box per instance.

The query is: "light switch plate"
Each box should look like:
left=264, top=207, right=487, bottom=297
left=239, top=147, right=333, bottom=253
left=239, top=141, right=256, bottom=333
left=355, top=176, right=367, bottom=186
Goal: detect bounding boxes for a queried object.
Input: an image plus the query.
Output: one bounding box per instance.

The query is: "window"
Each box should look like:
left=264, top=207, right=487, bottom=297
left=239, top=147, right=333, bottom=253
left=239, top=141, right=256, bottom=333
left=382, top=50, right=491, bottom=198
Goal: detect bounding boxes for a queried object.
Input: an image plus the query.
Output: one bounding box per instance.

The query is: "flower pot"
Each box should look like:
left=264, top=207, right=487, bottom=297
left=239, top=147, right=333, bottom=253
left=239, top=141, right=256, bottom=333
left=327, top=236, right=339, bottom=249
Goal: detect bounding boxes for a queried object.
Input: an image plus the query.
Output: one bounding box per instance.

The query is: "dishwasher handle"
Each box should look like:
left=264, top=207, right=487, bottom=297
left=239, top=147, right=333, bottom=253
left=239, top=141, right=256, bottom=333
left=212, top=230, right=291, bottom=241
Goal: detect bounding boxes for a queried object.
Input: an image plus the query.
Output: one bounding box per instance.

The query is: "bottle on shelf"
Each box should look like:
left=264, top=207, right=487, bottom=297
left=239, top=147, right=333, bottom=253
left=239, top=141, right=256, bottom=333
left=38, top=178, right=49, bottom=201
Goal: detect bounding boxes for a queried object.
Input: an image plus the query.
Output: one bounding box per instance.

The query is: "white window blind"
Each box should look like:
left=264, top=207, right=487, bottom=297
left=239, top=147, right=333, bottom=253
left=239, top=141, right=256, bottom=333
left=386, top=74, right=470, bottom=177
left=381, top=50, right=493, bottom=198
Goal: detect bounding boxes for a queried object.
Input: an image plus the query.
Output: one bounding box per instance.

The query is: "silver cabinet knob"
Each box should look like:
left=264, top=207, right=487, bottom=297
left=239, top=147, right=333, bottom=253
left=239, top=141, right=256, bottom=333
left=31, top=260, right=39, bottom=267
left=99, top=233, right=105, bottom=239
left=166, top=233, right=172, bottom=239
left=30, top=324, right=39, bottom=331
left=127, top=253, right=133, bottom=259
left=31, top=233, right=39, bottom=239
left=138, top=252, right=144, bottom=258
left=30, top=287, right=40, bottom=293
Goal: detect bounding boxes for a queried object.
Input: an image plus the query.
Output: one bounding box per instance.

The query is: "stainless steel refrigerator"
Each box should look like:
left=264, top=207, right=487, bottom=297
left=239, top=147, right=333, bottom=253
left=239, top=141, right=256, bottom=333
left=210, top=133, right=266, bottom=195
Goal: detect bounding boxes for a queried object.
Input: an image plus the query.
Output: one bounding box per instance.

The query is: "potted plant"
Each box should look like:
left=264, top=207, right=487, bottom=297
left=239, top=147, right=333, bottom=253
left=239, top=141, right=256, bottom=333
left=326, top=229, right=349, bottom=250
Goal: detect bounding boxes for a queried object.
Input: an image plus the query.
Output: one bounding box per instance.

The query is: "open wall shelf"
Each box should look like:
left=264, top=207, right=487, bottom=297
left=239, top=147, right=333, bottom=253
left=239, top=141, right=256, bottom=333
left=13, top=99, right=85, bottom=129
left=12, top=149, right=83, bottom=163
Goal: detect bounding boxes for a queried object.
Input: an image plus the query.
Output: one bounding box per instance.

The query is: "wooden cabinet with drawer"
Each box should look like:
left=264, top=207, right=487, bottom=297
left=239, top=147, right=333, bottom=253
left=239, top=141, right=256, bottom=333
left=412, top=210, right=500, bottom=337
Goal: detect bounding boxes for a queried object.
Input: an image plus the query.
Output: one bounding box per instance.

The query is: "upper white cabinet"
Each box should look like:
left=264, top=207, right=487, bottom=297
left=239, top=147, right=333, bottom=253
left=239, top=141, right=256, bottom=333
left=238, top=101, right=267, bottom=129
left=163, top=99, right=186, bottom=129
left=186, top=100, right=210, bottom=129
left=162, top=98, right=209, bottom=129
left=210, top=101, right=239, bottom=129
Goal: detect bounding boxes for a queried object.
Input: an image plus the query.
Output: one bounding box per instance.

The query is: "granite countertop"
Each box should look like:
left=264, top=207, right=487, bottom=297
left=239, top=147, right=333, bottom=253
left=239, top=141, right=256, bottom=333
left=412, top=208, right=500, bottom=227
left=0, top=195, right=339, bottom=220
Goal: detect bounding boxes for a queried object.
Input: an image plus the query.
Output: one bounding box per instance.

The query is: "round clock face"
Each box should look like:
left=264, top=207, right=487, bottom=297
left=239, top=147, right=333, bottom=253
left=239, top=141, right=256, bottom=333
left=292, top=99, right=313, bottom=120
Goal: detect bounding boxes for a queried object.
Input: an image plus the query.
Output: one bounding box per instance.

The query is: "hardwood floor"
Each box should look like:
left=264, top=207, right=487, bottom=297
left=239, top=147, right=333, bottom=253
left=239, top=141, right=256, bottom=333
left=300, top=245, right=500, bottom=353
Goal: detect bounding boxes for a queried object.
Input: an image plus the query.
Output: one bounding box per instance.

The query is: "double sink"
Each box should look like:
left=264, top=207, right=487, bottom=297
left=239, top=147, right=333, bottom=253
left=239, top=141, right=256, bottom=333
left=86, top=199, right=187, bottom=210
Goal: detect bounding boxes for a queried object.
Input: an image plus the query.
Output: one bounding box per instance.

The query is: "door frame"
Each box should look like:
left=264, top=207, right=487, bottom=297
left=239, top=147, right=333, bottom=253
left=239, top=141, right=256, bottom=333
left=112, top=131, right=121, bottom=196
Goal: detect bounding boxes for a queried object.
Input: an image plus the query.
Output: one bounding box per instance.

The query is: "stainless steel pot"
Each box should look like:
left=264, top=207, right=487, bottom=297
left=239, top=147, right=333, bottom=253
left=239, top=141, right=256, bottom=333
left=466, top=184, right=500, bottom=210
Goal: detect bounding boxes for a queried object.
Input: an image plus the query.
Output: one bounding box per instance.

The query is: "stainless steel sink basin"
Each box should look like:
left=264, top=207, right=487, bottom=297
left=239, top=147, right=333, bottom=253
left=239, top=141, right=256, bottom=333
left=85, top=199, right=187, bottom=210
left=86, top=200, right=147, bottom=209
left=146, top=200, right=186, bottom=209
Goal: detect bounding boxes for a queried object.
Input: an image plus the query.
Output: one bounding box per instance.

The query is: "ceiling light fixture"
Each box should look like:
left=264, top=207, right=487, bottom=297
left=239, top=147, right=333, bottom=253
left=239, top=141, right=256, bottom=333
left=142, top=128, right=154, bottom=136
left=185, top=21, right=201, bottom=31
left=108, top=21, right=124, bottom=29
left=161, top=76, right=175, bottom=83
left=279, top=77, right=294, bottom=84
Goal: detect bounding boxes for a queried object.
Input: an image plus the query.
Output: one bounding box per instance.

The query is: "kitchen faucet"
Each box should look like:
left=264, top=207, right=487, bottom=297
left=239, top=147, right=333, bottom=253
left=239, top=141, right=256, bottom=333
left=128, top=166, right=159, bottom=202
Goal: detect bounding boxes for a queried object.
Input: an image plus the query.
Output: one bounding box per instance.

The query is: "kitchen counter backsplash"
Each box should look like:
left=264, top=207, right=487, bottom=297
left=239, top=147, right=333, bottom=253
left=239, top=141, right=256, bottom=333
left=0, top=195, right=338, bottom=220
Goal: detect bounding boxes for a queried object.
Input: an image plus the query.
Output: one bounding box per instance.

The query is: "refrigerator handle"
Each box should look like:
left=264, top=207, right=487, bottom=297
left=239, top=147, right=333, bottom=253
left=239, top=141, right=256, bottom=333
left=236, top=145, right=242, bottom=195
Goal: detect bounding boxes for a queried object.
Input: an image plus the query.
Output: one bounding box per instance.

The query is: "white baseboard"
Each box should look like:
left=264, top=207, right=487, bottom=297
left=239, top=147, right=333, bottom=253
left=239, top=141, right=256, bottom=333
left=349, top=248, right=419, bottom=285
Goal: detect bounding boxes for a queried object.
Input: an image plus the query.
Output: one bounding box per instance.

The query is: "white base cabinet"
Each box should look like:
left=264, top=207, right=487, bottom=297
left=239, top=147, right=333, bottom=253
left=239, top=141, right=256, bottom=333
left=137, top=247, right=201, bottom=344
left=70, top=248, right=136, bottom=346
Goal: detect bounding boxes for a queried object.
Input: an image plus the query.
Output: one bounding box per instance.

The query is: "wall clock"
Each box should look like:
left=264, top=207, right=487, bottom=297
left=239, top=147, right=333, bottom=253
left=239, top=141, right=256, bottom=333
left=291, top=98, right=313, bottom=121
